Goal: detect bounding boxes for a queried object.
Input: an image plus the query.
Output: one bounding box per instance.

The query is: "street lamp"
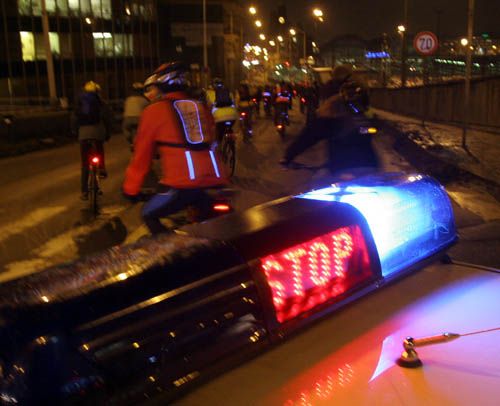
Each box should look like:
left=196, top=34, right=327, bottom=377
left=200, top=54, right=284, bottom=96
left=313, top=8, right=323, bottom=18
left=278, top=16, right=286, bottom=24
left=259, top=33, right=266, bottom=41
left=249, top=6, right=257, bottom=15
left=313, top=8, right=324, bottom=24
left=460, top=38, right=469, bottom=46
left=289, top=28, right=296, bottom=36
left=277, top=35, right=284, bottom=42
left=269, top=40, right=276, bottom=46
left=255, top=20, right=262, bottom=28
left=397, top=25, right=406, bottom=33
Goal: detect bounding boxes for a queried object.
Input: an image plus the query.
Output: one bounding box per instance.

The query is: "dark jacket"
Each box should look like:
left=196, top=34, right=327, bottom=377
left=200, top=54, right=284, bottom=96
left=284, top=114, right=378, bottom=174
left=74, top=92, right=112, bottom=141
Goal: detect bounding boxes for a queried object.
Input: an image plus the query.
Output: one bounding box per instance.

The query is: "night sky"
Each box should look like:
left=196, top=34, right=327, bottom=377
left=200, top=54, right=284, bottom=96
left=251, top=0, right=500, bottom=43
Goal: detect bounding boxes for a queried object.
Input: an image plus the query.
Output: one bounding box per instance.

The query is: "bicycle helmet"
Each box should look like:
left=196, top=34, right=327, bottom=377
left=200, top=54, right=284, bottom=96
left=144, top=61, right=189, bottom=93
left=84, top=80, right=101, bottom=93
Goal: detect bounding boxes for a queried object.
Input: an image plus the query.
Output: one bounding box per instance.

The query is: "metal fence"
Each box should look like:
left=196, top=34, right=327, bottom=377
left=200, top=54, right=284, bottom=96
left=370, top=75, right=500, bottom=129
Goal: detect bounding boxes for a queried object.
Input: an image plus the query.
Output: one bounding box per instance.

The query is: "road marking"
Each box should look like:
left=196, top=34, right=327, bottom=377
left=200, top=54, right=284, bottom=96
left=0, top=206, right=67, bottom=244
left=124, top=224, right=149, bottom=245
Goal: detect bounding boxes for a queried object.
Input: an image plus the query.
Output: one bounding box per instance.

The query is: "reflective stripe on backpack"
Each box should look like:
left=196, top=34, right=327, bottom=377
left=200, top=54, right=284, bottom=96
left=173, top=100, right=205, bottom=144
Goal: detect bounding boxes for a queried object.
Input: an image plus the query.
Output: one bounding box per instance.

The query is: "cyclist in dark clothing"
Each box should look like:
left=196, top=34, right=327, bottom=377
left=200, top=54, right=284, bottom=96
left=274, top=81, right=291, bottom=125
left=281, top=65, right=379, bottom=177
left=237, top=82, right=252, bottom=103
left=74, top=81, right=112, bottom=200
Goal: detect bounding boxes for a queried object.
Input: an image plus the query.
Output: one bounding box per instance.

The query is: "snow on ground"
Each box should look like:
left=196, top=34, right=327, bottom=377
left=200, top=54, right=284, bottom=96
left=373, top=108, right=500, bottom=185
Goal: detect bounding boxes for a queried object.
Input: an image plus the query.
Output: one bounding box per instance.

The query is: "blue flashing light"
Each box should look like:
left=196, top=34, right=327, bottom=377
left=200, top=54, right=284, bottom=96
left=296, top=173, right=457, bottom=278
left=366, top=51, right=390, bottom=59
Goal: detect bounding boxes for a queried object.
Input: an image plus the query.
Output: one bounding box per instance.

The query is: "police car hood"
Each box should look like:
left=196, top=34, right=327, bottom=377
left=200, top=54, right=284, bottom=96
left=181, top=262, right=500, bottom=405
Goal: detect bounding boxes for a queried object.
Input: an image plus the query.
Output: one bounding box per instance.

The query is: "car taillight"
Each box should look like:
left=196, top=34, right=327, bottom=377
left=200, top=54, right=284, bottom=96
left=277, top=124, right=283, bottom=129
left=91, top=156, right=99, bottom=165
left=301, top=97, right=306, bottom=103
left=213, top=203, right=231, bottom=212
left=297, top=173, right=457, bottom=279
left=260, top=225, right=373, bottom=323
left=241, top=112, right=246, bottom=117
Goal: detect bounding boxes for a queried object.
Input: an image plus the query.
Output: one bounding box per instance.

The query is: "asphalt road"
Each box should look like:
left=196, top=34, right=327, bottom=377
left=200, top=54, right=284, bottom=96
left=0, top=106, right=498, bottom=281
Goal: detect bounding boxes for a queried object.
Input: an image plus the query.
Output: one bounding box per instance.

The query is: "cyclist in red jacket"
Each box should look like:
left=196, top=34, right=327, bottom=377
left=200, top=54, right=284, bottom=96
left=123, top=62, right=229, bottom=234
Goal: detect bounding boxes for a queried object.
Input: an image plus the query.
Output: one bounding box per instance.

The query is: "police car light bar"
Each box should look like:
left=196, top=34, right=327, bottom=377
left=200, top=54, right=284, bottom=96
left=0, top=172, right=457, bottom=404
left=261, top=225, right=374, bottom=323
left=296, top=172, right=457, bottom=279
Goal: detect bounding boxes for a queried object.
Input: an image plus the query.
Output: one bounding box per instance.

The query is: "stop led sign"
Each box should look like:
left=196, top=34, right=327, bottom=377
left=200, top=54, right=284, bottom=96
left=414, top=31, right=439, bottom=56
left=261, top=225, right=374, bottom=323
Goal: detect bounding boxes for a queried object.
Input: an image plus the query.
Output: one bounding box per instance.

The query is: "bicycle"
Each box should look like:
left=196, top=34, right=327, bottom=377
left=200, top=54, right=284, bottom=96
left=263, top=95, right=273, bottom=118
left=275, top=107, right=289, bottom=139
left=132, top=187, right=236, bottom=232
left=85, top=140, right=105, bottom=216
left=239, top=106, right=253, bottom=143
left=219, top=121, right=236, bottom=176
left=252, top=97, right=260, bottom=117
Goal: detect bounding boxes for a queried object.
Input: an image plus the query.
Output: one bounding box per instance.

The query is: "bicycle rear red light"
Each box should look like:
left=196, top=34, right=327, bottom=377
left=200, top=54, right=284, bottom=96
left=260, top=225, right=373, bottom=323
left=91, top=156, right=99, bottom=164
left=213, top=204, right=231, bottom=212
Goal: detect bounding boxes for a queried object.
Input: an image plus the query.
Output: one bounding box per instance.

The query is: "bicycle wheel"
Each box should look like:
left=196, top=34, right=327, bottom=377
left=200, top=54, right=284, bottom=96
left=243, top=120, right=252, bottom=143
left=221, top=137, right=236, bottom=176
left=88, top=168, right=99, bottom=216
left=226, top=139, right=236, bottom=176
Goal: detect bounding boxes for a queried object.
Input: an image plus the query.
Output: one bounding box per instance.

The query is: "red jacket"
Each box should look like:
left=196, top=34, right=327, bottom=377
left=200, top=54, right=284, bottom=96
left=123, top=91, right=228, bottom=195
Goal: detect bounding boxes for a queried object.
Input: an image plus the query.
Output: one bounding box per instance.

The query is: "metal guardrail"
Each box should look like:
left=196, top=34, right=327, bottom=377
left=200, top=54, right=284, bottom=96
left=370, top=76, right=500, bottom=129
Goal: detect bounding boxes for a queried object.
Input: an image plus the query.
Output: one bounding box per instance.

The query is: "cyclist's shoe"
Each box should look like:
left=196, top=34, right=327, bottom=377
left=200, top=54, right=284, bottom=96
left=99, top=170, right=108, bottom=179
left=80, top=192, right=89, bottom=201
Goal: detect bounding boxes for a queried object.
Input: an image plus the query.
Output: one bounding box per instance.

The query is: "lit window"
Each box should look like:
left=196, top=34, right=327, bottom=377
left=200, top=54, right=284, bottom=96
left=20, top=31, right=35, bottom=61
left=19, top=31, right=60, bottom=61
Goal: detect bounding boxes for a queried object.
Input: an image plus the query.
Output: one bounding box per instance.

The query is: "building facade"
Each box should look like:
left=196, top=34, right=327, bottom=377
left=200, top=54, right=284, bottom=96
left=0, top=0, right=244, bottom=104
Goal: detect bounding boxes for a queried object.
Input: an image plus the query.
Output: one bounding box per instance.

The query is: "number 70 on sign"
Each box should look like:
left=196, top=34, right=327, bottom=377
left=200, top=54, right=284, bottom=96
left=413, top=31, right=439, bottom=56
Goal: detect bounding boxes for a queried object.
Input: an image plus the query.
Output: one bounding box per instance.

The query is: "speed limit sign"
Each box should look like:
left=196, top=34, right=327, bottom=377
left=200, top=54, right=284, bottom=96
left=414, top=31, right=439, bottom=56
